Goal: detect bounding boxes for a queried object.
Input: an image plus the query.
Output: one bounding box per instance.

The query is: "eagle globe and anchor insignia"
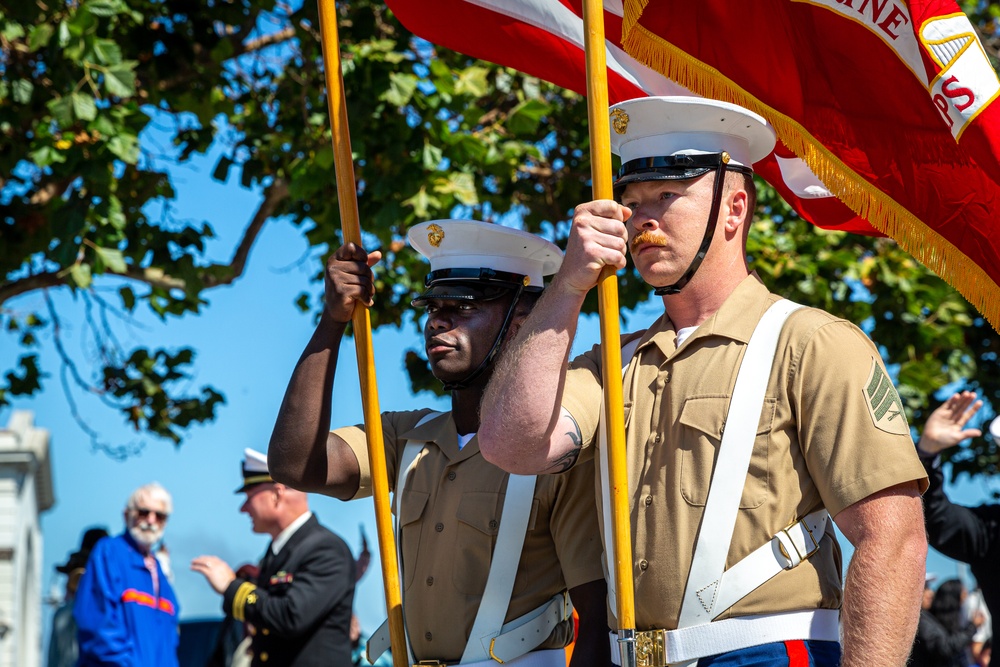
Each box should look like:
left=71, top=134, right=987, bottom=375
left=611, top=108, right=629, bottom=135
left=427, top=223, right=445, bottom=248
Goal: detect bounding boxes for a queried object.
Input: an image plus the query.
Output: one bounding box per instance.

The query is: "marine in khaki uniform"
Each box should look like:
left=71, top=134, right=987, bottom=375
left=267, top=220, right=610, bottom=667
left=480, top=97, right=928, bottom=667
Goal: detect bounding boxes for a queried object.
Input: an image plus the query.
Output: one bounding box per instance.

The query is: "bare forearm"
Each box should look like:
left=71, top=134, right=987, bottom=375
left=480, top=280, right=587, bottom=473
left=268, top=311, right=347, bottom=491
left=839, top=500, right=926, bottom=666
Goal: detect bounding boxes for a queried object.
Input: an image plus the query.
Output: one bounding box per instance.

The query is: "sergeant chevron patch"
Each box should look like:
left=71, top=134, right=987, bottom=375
left=863, top=358, right=909, bottom=436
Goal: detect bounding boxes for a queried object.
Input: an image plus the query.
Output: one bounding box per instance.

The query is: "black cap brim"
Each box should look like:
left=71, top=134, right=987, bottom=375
left=613, top=167, right=715, bottom=199
left=411, top=283, right=514, bottom=307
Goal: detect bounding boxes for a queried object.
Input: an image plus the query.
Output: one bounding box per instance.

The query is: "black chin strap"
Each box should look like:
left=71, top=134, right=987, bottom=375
left=653, top=156, right=742, bottom=296
left=441, top=284, right=525, bottom=391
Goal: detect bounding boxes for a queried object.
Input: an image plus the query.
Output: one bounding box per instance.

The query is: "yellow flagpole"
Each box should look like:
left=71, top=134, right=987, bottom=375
left=316, top=3, right=406, bottom=666
left=581, top=1, right=637, bottom=666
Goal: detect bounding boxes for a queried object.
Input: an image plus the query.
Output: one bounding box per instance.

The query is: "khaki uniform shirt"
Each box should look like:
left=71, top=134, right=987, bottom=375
left=561, top=273, right=928, bottom=631
left=336, top=410, right=604, bottom=662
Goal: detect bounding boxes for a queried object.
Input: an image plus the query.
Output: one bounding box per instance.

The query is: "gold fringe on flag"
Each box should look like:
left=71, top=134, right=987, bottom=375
left=620, top=21, right=1000, bottom=333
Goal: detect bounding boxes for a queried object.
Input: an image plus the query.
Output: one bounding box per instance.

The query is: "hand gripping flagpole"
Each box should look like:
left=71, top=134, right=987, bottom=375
left=316, top=3, right=407, bottom=667
left=581, top=2, right=637, bottom=667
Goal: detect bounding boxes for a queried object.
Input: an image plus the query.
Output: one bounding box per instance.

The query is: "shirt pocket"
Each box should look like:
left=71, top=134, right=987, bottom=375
left=399, top=490, right=429, bottom=590
left=453, top=492, right=502, bottom=595
left=678, top=395, right=775, bottom=509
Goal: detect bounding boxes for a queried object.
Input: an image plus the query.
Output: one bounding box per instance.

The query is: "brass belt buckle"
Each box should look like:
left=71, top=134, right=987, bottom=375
left=778, top=520, right=822, bottom=567
left=415, top=661, right=445, bottom=667
left=634, top=629, right=666, bottom=667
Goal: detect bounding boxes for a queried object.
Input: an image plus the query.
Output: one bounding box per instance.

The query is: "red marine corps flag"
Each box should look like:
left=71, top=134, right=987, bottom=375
left=385, top=0, right=1000, bottom=329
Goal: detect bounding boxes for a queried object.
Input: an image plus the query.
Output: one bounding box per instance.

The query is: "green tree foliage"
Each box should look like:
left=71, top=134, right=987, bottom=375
left=1, top=0, right=998, bottom=475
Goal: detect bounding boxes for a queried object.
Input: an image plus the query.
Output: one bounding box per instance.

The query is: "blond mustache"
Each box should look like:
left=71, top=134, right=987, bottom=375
left=630, top=231, right=669, bottom=253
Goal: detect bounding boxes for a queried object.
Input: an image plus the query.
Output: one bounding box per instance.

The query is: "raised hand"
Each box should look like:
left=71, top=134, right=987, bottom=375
left=323, top=243, right=383, bottom=323
left=554, top=200, right=632, bottom=296
left=917, top=391, right=983, bottom=456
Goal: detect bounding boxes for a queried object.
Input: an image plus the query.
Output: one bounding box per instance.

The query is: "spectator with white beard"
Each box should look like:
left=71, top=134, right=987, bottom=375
left=74, top=482, right=180, bottom=667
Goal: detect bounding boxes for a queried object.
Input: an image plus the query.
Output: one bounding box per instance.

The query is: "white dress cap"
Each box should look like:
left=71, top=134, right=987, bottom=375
left=609, top=96, right=776, bottom=169
left=236, top=447, right=273, bottom=492
left=408, top=219, right=562, bottom=289
left=243, top=448, right=269, bottom=475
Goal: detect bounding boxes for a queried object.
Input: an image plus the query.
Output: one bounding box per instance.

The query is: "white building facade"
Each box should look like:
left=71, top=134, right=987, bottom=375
left=0, top=411, right=54, bottom=667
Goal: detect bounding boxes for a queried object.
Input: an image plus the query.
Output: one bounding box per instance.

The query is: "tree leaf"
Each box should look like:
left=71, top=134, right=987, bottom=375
left=71, top=92, right=97, bottom=121
left=28, top=24, right=54, bottom=52
left=70, top=263, right=92, bottom=288
left=383, top=72, right=418, bottom=107
left=421, top=142, right=443, bottom=171
left=212, top=155, right=234, bottom=182
left=12, top=80, right=33, bottom=104
left=95, top=246, right=127, bottom=273
left=119, top=286, right=136, bottom=312
left=85, top=0, right=125, bottom=17
left=93, top=38, right=122, bottom=65
left=104, top=65, right=136, bottom=97
left=46, top=96, right=74, bottom=125
left=108, top=133, right=139, bottom=163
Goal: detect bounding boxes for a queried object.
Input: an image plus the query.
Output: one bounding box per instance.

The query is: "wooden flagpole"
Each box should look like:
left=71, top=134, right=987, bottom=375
left=581, top=1, right=637, bottom=666
left=316, top=3, right=407, bottom=666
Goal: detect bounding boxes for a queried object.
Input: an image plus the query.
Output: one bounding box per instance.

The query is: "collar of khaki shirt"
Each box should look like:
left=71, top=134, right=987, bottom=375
left=399, top=410, right=482, bottom=464
left=640, top=272, right=777, bottom=361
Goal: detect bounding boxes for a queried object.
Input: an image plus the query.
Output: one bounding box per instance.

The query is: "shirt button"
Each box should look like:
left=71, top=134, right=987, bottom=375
left=447, top=471, right=456, bottom=481
left=425, top=632, right=433, bottom=641
left=260, top=653, right=269, bottom=662
left=639, top=560, right=648, bottom=571
left=435, top=523, right=444, bottom=532
left=426, top=576, right=434, bottom=586
left=653, top=435, right=661, bottom=444
left=644, top=495, right=653, bottom=506
left=489, top=519, right=499, bottom=530
left=262, top=628, right=270, bottom=636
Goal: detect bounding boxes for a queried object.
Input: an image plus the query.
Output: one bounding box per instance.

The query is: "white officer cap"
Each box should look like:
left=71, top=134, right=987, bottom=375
left=609, top=96, right=776, bottom=194
left=408, top=219, right=563, bottom=305
left=236, top=448, right=274, bottom=493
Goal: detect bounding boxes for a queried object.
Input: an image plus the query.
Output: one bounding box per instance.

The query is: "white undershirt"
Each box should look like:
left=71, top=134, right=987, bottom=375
left=271, top=510, right=313, bottom=555
left=676, top=325, right=698, bottom=347
left=457, top=433, right=475, bottom=450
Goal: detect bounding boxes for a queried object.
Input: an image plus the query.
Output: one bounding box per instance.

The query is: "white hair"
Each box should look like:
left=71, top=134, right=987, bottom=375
left=125, top=482, right=173, bottom=515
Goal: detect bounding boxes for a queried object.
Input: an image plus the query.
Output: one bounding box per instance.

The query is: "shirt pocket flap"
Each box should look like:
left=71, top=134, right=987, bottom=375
left=399, top=490, right=429, bottom=526
left=679, top=395, right=772, bottom=436
left=455, top=492, right=501, bottom=536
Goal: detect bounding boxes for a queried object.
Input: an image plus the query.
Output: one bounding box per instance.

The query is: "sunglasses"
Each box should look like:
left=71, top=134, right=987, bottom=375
left=133, top=507, right=169, bottom=522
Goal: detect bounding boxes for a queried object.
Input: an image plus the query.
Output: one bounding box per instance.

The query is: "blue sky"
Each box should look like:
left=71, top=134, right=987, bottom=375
left=2, top=140, right=996, bottom=656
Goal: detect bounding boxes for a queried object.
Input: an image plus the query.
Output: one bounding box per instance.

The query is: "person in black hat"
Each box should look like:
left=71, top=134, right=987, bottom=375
left=479, top=96, right=928, bottom=667
left=267, top=219, right=609, bottom=667
left=48, top=527, right=109, bottom=667
left=191, top=448, right=356, bottom=667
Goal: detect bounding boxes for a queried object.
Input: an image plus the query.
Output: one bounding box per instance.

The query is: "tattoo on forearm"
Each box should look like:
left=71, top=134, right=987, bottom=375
left=546, top=415, right=582, bottom=473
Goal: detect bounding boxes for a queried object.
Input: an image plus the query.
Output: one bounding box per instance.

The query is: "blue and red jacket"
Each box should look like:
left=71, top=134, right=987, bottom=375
left=74, top=531, right=180, bottom=667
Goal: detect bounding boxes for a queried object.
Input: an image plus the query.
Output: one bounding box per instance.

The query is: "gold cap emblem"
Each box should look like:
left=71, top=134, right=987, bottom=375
left=427, top=224, right=445, bottom=248
left=610, top=108, right=630, bottom=135
left=721, top=151, right=731, bottom=164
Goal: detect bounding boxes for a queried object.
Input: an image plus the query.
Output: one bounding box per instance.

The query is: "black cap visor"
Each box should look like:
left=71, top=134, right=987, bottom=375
left=411, top=268, right=541, bottom=307
left=613, top=154, right=749, bottom=199
left=412, top=283, right=512, bottom=306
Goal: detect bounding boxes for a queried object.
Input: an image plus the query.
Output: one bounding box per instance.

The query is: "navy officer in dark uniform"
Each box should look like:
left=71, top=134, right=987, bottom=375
left=192, top=448, right=356, bottom=666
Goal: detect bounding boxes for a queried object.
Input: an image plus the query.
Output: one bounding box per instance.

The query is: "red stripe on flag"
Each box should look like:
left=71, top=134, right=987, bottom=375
left=784, top=640, right=810, bottom=667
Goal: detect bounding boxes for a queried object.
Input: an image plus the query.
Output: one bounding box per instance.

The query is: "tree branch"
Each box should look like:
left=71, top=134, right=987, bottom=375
left=0, top=178, right=289, bottom=306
